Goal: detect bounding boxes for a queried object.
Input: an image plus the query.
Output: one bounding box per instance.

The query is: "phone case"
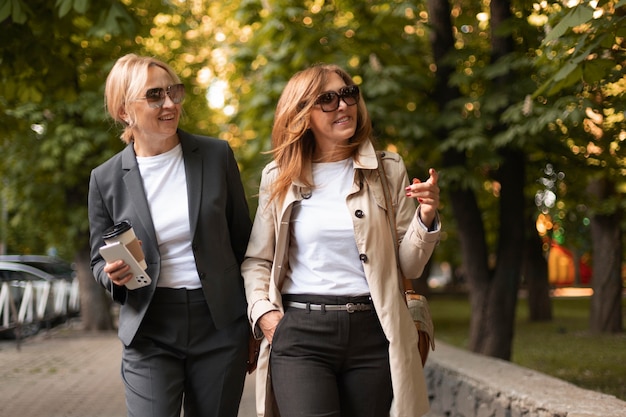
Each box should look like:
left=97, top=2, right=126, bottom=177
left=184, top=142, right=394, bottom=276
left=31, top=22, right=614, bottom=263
left=99, top=241, right=152, bottom=290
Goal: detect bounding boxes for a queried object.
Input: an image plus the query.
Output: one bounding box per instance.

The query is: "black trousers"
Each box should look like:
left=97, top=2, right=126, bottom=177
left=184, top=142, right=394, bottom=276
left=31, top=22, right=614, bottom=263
left=270, top=294, right=393, bottom=417
left=121, top=288, right=248, bottom=417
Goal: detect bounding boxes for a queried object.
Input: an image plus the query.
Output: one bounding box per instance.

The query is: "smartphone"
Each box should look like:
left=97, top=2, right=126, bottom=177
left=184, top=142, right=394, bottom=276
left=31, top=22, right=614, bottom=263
left=99, top=241, right=152, bottom=290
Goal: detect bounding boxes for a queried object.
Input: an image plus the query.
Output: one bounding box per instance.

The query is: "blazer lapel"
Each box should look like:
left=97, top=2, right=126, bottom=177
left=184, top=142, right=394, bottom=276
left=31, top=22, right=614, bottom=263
left=179, top=131, right=202, bottom=241
left=121, top=144, right=159, bottom=259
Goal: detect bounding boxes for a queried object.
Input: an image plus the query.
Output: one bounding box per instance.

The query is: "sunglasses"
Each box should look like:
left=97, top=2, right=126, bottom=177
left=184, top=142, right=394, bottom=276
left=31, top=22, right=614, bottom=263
left=314, top=85, right=360, bottom=112
left=139, top=84, right=185, bottom=108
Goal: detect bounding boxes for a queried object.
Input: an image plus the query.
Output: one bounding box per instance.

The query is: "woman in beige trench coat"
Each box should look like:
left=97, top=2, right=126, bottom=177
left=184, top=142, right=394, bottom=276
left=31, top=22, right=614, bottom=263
left=241, top=64, right=441, bottom=417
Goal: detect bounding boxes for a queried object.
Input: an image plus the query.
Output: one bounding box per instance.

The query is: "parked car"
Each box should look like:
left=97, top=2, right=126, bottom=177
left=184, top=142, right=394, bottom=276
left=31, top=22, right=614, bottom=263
left=0, top=255, right=76, bottom=282
left=0, top=261, right=72, bottom=339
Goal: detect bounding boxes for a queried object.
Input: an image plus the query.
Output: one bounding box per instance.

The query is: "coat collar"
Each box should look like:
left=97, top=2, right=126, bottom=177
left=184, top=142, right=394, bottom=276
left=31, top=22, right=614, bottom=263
left=283, top=139, right=378, bottom=188
left=353, top=139, right=378, bottom=170
left=279, top=139, right=378, bottom=214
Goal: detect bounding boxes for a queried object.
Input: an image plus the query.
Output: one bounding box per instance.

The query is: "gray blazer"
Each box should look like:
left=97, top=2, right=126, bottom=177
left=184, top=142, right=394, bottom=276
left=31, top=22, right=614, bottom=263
left=88, top=129, right=252, bottom=346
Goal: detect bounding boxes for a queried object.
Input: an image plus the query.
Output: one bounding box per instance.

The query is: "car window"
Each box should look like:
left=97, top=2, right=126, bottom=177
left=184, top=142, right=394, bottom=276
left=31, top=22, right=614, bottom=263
left=0, top=269, right=40, bottom=282
left=0, top=270, right=11, bottom=281
left=27, top=262, right=73, bottom=276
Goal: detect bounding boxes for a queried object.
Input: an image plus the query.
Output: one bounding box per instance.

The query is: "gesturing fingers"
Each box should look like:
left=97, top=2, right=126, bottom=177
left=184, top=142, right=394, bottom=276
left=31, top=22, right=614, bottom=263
left=405, top=170, right=440, bottom=204
left=427, top=168, right=438, bottom=185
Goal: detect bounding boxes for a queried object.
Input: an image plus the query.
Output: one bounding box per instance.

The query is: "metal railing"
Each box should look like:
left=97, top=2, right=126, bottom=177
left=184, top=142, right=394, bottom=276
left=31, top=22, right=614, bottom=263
left=0, top=279, right=80, bottom=337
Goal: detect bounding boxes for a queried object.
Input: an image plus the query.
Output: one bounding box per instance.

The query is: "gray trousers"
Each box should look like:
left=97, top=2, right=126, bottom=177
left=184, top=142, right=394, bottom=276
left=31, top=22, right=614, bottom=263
left=121, top=288, right=248, bottom=417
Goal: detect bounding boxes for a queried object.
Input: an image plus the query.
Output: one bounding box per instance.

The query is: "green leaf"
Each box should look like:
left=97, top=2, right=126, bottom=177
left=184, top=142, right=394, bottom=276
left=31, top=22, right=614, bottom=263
left=582, top=58, right=616, bottom=83
left=0, top=0, right=11, bottom=22
left=544, top=6, right=594, bottom=43
left=548, top=66, right=583, bottom=95
left=11, top=0, right=26, bottom=24
left=73, top=0, right=89, bottom=14
left=552, top=60, right=579, bottom=82
left=55, top=0, right=72, bottom=18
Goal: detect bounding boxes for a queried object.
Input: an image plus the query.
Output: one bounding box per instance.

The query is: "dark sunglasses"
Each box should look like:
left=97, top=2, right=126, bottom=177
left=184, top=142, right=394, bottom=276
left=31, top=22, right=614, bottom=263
left=139, top=84, right=185, bottom=108
left=314, top=85, right=360, bottom=112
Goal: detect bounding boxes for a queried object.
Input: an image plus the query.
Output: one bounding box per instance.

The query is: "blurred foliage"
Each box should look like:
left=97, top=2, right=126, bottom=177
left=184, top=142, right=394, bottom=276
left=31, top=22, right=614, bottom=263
left=0, top=0, right=624, bottom=296
left=226, top=0, right=440, bottom=213
left=0, top=0, right=142, bottom=258
left=527, top=1, right=626, bottom=234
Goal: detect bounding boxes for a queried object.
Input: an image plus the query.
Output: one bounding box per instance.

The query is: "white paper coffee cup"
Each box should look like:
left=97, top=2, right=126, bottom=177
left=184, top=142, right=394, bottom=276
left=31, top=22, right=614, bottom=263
left=102, top=220, right=147, bottom=270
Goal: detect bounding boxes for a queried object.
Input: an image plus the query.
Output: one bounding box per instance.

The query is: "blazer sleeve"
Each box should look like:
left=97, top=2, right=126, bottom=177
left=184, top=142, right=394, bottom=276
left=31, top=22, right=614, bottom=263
left=88, top=168, right=128, bottom=303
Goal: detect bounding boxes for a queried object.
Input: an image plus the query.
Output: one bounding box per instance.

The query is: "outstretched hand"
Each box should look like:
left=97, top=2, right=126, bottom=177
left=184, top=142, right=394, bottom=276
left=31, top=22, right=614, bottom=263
left=405, top=168, right=439, bottom=229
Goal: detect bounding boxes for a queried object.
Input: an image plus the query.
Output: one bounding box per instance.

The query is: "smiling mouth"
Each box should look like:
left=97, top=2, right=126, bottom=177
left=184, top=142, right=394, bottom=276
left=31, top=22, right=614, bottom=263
left=159, top=114, right=175, bottom=121
left=334, top=116, right=350, bottom=124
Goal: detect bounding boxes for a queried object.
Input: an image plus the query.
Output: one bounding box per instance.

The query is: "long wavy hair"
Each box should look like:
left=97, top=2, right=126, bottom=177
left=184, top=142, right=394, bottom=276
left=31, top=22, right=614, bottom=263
left=104, top=54, right=181, bottom=144
left=269, top=64, right=373, bottom=205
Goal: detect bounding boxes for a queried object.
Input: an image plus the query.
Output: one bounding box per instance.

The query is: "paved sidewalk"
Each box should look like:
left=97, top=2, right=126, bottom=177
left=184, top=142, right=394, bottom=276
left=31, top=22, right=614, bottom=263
left=0, top=320, right=256, bottom=417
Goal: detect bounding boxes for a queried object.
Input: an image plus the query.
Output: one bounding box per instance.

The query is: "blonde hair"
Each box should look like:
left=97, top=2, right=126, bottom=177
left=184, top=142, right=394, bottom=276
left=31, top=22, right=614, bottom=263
left=104, top=54, right=181, bottom=143
left=270, top=64, right=372, bottom=204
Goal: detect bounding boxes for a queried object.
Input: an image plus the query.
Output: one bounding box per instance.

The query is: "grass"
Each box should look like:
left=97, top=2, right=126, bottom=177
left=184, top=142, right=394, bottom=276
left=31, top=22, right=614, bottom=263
left=428, top=293, right=626, bottom=401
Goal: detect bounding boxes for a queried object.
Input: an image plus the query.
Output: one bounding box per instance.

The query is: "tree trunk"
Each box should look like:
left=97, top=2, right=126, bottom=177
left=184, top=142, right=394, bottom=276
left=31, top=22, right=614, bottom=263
left=523, top=216, right=552, bottom=321
left=427, top=0, right=529, bottom=359
left=74, top=245, right=115, bottom=331
left=426, top=0, right=492, bottom=351
left=474, top=0, right=526, bottom=360
left=587, top=177, right=623, bottom=334
left=479, top=149, right=525, bottom=359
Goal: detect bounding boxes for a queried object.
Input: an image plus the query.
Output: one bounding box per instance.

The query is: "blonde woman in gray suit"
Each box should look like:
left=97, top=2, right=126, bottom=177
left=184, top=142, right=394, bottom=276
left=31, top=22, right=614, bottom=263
left=88, top=54, right=252, bottom=417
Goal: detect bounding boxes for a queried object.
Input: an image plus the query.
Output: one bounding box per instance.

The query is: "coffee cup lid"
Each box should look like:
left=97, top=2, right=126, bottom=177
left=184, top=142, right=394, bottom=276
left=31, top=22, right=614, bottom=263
left=103, top=220, right=132, bottom=239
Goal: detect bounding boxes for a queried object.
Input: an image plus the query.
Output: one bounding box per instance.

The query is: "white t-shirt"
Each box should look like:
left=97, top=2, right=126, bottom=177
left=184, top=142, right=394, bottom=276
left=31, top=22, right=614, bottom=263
left=282, top=157, right=370, bottom=296
left=136, top=144, right=200, bottom=289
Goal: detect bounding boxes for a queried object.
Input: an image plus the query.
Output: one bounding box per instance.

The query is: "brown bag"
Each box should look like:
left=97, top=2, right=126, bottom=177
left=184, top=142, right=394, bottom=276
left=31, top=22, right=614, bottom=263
left=247, top=331, right=262, bottom=374
left=376, top=151, right=435, bottom=365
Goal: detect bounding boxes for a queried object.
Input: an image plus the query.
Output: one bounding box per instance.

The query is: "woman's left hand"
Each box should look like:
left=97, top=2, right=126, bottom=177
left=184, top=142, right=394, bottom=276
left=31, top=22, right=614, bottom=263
left=405, top=168, right=439, bottom=229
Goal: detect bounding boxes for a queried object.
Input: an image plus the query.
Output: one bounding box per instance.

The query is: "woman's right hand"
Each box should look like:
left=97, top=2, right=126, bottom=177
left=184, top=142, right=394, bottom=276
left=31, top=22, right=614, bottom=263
left=104, top=260, right=132, bottom=287
left=258, top=310, right=284, bottom=344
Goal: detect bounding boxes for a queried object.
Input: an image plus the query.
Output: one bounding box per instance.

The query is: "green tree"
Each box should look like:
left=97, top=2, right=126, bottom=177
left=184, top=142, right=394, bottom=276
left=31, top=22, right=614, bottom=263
left=0, top=0, right=143, bottom=330
left=425, top=0, right=561, bottom=358
left=3, top=0, right=622, bottom=355
left=221, top=1, right=438, bottom=185
left=0, top=0, right=264, bottom=330
left=225, top=0, right=560, bottom=359
left=529, top=0, right=626, bottom=333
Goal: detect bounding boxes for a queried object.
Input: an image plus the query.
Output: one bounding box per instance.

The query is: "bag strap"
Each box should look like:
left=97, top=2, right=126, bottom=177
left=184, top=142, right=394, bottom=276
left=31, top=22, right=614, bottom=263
left=375, top=151, right=408, bottom=295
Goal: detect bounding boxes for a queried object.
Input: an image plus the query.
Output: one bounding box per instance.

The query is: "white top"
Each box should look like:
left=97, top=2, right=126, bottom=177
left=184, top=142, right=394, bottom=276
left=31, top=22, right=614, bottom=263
left=283, top=157, right=370, bottom=296
left=136, top=144, right=200, bottom=289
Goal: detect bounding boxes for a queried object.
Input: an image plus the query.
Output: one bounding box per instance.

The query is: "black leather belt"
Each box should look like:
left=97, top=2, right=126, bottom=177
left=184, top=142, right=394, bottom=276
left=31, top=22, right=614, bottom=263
left=285, top=301, right=372, bottom=313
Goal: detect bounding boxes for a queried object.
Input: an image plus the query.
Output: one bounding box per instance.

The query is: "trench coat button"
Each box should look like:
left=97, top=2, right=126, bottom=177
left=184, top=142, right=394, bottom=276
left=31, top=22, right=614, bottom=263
left=359, top=253, right=368, bottom=263
left=355, top=209, right=364, bottom=218
left=199, top=272, right=206, bottom=279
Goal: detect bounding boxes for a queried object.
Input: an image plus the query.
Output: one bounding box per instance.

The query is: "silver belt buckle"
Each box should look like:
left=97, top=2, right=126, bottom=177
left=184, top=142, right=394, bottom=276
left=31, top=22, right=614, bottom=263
left=345, top=302, right=356, bottom=313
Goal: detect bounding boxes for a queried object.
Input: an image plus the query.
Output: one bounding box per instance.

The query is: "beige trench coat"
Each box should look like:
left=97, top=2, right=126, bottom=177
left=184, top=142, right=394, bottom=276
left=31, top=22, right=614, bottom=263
left=241, top=140, right=440, bottom=417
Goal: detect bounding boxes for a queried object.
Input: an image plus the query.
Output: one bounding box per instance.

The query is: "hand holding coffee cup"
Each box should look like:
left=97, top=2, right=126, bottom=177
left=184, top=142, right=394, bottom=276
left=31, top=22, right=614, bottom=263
left=102, top=220, right=147, bottom=270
